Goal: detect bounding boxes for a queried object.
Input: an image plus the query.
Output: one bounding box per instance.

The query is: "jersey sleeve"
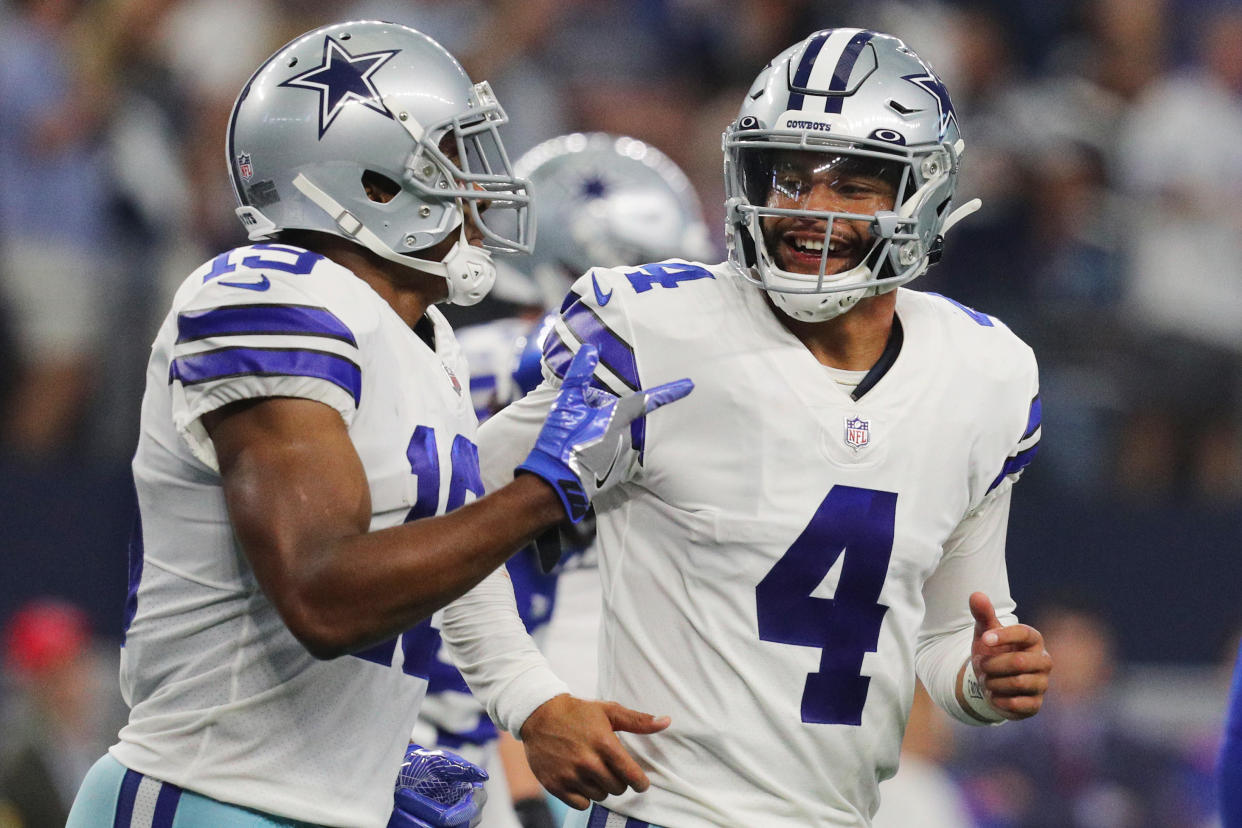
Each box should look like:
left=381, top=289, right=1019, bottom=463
left=916, top=334, right=1038, bottom=725
left=437, top=566, right=570, bottom=738
left=168, top=247, right=366, bottom=471
left=915, top=484, right=1020, bottom=726
left=975, top=344, right=1042, bottom=510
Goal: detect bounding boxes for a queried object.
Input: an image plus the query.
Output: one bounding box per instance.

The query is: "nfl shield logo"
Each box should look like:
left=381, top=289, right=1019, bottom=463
left=444, top=364, right=462, bottom=395
left=237, top=153, right=254, bottom=182
left=844, top=416, right=870, bottom=452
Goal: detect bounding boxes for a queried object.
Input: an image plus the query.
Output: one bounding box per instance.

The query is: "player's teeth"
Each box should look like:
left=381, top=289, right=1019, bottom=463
left=800, top=239, right=823, bottom=252
left=828, top=240, right=840, bottom=252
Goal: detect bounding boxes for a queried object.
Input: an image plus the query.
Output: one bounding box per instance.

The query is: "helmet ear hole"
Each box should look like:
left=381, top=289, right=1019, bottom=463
left=361, top=170, right=401, bottom=204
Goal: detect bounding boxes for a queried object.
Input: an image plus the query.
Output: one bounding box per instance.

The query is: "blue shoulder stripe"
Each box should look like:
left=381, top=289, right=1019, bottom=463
left=541, top=327, right=649, bottom=457
left=540, top=328, right=615, bottom=391
left=542, top=329, right=574, bottom=381
left=1023, top=395, right=1042, bottom=441
left=559, top=288, right=584, bottom=314
left=988, top=443, right=1040, bottom=493
left=176, top=304, right=356, bottom=346
left=561, top=300, right=639, bottom=391
left=170, top=347, right=362, bottom=405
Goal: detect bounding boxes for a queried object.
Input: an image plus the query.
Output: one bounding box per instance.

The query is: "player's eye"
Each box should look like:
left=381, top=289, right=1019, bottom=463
left=772, top=168, right=810, bottom=199
left=834, top=177, right=896, bottom=203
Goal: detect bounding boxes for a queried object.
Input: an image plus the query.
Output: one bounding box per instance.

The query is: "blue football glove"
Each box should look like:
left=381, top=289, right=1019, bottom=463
left=517, top=344, right=693, bottom=523
left=387, top=744, right=488, bottom=828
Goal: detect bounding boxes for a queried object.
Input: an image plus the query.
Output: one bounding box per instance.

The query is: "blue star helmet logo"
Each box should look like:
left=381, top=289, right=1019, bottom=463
left=580, top=175, right=608, bottom=200
left=281, top=36, right=400, bottom=139
left=902, top=71, right=957, bottom=141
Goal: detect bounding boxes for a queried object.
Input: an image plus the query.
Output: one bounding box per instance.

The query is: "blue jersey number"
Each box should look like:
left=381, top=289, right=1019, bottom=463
left=354, top=426, right=484, bottom=678
left=623, top=263, right=714, bottom=293
left=203, top=243, right=324, bottom=282
left=756, top=485, right=896, bottom=725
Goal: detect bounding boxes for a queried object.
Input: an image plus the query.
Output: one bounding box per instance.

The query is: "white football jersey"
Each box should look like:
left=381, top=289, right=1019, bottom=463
left=114, top=243, right=479, bottom=827
left=478, top=260, right=1040, bottom=827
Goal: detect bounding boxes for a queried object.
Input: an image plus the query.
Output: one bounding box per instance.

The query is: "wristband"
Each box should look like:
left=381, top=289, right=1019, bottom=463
left=960, top=664, right=1006, bottom=724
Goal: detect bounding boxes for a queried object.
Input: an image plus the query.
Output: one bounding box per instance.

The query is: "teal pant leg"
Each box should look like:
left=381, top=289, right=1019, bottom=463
left=67, top=755, right=127, bottom=827
left=67, top=754, right=317, bottom=827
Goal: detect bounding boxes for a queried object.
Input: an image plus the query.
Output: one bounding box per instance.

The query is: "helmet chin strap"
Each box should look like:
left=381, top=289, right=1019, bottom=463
left=291, top=173, right=496, bottom=307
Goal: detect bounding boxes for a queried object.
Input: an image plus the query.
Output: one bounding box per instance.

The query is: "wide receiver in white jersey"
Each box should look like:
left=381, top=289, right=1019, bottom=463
left=65, top=21, right=693, bottom=828
left=478, top=29, right=1052, bottom=828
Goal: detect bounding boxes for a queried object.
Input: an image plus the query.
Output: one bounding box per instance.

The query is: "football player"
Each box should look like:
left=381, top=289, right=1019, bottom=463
left=418, top=133, right=714, bottom=828
left=64, top=21, right=691, bottom=828
left=478, top=29, right=1052, bottom=826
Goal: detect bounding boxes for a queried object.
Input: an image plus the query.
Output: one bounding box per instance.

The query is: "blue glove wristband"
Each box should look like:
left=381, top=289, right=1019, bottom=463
left=517, top=450, right=590, bottom=523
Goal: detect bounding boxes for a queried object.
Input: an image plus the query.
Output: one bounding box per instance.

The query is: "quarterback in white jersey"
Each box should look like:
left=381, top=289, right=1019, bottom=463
left=478, top=29, right=1051, bottom=828
left=67, top=21, right=691, bottom=828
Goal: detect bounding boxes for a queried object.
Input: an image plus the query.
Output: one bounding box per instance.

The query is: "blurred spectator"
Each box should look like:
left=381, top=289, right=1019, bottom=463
left=345, top=0, right=569, bottom=159
left=873, top=682, right=976, bottom=828
left=952, top=597, right=1200, bottom=827
left=150, top=0, right=282, bottom=259
left=0, top=598, right=123, bottom=828
left=0, top=0, right=117, bottom=457
left=1114, top=5, right=1242, bottom=504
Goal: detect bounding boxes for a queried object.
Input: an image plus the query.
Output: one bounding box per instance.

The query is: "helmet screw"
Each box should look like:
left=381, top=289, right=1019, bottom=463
left=419, top=206, right=431, bottom=217
left=422, top=165, right=435, bottom=177
left=403, top=235, right=417, bottom=246
left=399, top=112, right=409, bottom=121
left=898, top=241, right=922, bottom=266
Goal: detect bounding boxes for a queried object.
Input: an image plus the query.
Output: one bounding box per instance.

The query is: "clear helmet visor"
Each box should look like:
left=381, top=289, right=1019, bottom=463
left=735, top=146, right=913, bottom=293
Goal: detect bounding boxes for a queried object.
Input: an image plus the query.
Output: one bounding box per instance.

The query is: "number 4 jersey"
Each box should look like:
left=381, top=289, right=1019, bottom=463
left=477, top=260, right=1041, bottom=828
left=116, top=244, right=480, bottom=827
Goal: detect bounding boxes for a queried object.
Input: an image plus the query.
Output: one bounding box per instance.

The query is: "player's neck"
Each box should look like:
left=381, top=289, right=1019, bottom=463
left=774, top=291, right=898, bottom=371
left=312, top=237, right=448, bottom=328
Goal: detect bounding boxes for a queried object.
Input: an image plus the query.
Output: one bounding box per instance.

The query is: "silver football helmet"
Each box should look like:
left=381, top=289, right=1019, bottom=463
left=723, top=29, right=981, bottom=321
left=504, top=133, right=713, bottom=308
left=227, top=20, right=532, bottom=306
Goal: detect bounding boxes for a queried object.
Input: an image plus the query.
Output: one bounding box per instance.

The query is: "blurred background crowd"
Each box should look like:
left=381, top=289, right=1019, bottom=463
left=2, top=0, right=1241, bottom=825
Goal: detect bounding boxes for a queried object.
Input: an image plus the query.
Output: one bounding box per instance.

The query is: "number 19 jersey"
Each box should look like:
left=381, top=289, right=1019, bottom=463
left=115, top=244, right=480, bottom=827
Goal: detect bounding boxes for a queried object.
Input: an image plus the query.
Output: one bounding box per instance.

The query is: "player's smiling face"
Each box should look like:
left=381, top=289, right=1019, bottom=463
left=759, top=151, right=899, bottom=275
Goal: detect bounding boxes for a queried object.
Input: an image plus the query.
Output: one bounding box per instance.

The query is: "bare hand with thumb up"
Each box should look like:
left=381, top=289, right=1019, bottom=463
left=961, top=591, right=1052, bottom=721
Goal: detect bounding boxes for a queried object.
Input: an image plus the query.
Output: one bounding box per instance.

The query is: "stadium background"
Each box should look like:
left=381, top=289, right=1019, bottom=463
left=1, top=0, right=1240, bottom=825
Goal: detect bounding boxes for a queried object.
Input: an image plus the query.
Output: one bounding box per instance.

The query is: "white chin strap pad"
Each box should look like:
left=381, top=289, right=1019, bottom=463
left=438, top=238, right=496, bottom=306
left=291, top=173, right=496, bottom=307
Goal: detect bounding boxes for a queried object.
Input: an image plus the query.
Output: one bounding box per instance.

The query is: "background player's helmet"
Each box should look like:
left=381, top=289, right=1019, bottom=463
left=502, top=133, right=713, bottom=309
left=723, top=29, right=981, bottom=321
left=227, top=20, right=532, bottom=306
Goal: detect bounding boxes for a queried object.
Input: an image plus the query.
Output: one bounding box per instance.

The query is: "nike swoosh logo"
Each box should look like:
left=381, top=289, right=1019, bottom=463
left=591, top=273, right=613, bottom=306
left=593, top=447, right=621, bottom=490
left=218, top=275, right=271, bottom=292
